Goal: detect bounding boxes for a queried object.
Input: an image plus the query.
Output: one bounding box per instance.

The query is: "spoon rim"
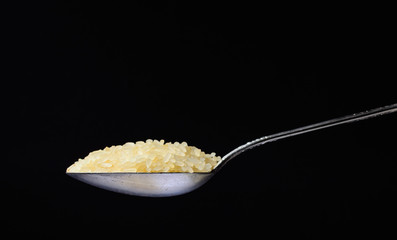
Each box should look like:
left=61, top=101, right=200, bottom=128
left=66, top=171, right=213, bottom=175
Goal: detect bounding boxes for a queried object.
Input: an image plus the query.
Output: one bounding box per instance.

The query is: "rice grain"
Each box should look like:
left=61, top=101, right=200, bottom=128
left=66, top=140, right=221, bottom=173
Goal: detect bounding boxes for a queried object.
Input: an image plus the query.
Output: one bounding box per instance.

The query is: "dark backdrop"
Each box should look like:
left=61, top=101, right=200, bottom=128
left=4, top=1, right=397, bottom=239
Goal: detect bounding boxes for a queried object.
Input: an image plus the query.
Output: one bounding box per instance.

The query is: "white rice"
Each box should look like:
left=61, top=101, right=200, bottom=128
left=66, top=139, right=222, bottom=173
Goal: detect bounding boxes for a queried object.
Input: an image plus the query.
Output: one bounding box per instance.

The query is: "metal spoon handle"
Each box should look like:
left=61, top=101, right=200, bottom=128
left=219, top=103, right=397, bottom=167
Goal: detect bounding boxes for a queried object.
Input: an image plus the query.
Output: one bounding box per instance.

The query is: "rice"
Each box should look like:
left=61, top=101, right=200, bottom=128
left=66, top=139, right=222, bottom=173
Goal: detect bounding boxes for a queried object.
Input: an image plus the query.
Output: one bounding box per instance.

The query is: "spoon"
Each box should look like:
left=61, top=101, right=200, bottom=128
left=67, top=103, right=397, bottom=197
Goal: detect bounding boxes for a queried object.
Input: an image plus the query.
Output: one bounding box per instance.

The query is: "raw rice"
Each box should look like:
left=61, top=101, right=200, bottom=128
left=66, top=139, right=221, bottom=173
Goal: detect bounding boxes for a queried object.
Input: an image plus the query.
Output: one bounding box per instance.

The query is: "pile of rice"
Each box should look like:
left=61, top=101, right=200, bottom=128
left=66, top=140, right=222, bottom=173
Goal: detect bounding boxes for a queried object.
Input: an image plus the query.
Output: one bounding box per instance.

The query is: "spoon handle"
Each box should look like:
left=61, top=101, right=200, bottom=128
left=220, top=103, right=397, bottom=166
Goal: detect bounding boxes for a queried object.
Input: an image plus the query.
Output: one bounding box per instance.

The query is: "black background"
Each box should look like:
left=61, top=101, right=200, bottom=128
left=4, top=1, right=397, bottom=239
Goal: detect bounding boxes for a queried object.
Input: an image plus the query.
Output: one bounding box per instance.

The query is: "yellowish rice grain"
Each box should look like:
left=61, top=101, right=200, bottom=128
left=66, top=139, right=221, bottom=173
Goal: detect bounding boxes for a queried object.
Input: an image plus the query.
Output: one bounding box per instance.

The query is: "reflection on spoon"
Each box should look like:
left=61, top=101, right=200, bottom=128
left=67, top=103, right=397, bottom=197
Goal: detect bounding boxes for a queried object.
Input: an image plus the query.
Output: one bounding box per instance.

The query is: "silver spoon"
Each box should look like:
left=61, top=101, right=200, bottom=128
left=67, top=103, right=397, bottom=197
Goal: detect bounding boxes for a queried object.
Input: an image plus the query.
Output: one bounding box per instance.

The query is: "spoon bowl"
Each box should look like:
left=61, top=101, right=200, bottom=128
left=67, top=103, right=397, bottom=197
left=67, top=172, right=215, bottom=197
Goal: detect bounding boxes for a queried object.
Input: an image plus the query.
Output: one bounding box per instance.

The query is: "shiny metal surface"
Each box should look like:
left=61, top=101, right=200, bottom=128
left=67, top=172, right=214, bottom=197
left=67, top=103, right=397, bottom=197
